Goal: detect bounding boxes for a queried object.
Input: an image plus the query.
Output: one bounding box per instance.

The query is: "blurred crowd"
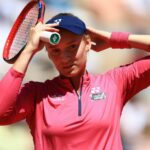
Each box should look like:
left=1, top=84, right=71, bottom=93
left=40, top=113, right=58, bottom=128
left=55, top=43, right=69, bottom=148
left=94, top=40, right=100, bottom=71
left=0, top=0, right=150, bottom=150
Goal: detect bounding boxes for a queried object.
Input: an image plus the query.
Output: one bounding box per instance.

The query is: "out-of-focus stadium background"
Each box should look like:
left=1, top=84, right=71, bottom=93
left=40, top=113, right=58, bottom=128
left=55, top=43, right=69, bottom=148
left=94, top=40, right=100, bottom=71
left=0, top=0, right=150, bottom=150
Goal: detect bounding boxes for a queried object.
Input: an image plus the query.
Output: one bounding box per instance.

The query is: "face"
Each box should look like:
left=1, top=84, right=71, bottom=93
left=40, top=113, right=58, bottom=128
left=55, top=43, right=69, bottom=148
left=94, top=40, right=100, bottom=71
left=45, top=29, right=91, bottom=77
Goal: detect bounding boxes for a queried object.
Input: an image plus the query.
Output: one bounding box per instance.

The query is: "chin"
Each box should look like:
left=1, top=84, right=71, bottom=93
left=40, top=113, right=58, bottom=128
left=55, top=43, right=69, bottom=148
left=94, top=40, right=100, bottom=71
left=63, top=72, right=78, bottom=78
left=61, top=69, right=81, bottom=77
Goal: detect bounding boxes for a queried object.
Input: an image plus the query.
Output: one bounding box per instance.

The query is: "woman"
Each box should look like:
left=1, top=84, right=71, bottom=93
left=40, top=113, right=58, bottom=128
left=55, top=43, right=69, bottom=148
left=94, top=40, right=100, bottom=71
left=0, top=13, right=150, bottom=150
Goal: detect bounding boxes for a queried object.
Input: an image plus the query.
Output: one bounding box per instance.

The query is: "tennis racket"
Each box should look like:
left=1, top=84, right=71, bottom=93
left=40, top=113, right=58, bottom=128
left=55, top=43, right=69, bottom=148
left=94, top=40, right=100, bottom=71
left=3, top=0, right=45, bottom=64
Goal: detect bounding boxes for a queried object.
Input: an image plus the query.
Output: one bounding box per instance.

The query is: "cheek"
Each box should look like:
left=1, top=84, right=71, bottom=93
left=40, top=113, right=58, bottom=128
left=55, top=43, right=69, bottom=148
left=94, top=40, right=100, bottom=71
left=76, top=43, right=88, bottom=61
left=47, top=53, right=59, bottom=67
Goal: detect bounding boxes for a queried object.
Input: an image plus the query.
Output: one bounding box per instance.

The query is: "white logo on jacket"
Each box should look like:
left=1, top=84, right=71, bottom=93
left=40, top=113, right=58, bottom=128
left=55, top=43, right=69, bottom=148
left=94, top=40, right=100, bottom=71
left=90, top=87, right=106, bottom=100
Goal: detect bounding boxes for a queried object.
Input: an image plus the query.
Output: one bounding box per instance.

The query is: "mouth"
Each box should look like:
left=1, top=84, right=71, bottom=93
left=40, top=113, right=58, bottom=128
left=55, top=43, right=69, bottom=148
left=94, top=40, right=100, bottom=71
left=63, top=64, right=75, bottom=69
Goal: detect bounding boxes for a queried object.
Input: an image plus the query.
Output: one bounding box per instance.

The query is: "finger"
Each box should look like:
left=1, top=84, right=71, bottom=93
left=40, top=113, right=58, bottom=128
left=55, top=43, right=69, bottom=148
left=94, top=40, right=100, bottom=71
left=91, top=41, right=96, bottom=46
left=86, top=26, right=94, bottom=33
left=33, top=24, right=59, bottom=33
left=46, top=28, right=60, bottom=32
left=86, top=29, right=94, bottom=37
left=44, top=26, right=59, bottom=31
left=45, top=22, right=59, bottom=27
left=34, top=22, right=59, bottom=29
left=40, top=23, right=60, bottom=30
left=35, top=22, right=43, bottom=27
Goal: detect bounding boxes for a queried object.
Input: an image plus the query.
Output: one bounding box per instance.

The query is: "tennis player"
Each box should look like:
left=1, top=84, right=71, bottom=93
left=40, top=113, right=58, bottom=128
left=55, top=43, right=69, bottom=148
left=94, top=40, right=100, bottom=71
left=0, top=13, right=150, bottom=150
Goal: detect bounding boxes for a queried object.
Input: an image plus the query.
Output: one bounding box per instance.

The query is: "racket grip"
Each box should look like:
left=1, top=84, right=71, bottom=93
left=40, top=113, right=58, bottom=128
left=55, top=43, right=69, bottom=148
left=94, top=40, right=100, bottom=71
left=40, top=31, right=61, bottom=45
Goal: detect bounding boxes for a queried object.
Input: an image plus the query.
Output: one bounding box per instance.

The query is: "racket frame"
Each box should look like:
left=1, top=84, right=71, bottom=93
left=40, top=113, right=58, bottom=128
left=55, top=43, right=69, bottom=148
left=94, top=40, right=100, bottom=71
left=3, top=0, right=45, bottom=63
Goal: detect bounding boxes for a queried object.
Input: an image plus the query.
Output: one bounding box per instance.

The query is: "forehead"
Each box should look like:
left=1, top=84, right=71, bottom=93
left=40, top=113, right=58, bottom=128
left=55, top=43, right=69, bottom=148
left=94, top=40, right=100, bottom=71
left=45, top=29, right=83, bottom=48
left=59, top=29, right=82, bottom=39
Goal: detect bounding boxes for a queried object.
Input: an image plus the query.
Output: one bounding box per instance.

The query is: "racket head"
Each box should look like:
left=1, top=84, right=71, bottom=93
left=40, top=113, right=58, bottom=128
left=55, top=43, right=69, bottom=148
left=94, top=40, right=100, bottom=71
left=3, top=0, right=45, bottom=64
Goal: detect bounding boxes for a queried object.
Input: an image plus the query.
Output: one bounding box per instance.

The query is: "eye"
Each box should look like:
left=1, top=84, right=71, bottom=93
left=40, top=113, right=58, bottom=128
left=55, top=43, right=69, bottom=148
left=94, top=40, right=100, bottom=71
left=50, top=49, right=61, bottom=56
left=70, top=44, right=78, bottom=50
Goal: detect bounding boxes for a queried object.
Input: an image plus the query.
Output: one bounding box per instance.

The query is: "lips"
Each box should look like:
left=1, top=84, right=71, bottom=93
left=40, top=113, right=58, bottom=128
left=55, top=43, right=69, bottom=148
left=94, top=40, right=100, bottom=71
left=63, top=64, right=74, bottom=69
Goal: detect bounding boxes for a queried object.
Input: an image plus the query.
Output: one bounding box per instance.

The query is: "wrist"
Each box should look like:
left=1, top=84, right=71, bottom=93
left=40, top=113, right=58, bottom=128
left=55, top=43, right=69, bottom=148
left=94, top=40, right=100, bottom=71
left=109, top=32, right=131, bottom=49
left=23, top=44, right=37, bottom=55
left=13, top=46, right=34, bottom=74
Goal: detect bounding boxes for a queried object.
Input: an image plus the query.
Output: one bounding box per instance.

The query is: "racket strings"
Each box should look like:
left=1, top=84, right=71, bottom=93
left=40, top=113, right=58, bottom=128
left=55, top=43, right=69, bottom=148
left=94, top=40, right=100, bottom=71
left=9, top=5, right=38, bottom=58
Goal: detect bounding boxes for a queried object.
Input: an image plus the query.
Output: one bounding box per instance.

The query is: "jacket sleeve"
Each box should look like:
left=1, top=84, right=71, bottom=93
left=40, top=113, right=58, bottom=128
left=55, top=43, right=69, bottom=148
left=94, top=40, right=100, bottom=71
left=109, top=55, right=150, bottom=106
left=0, top=67, right=36, bottom=125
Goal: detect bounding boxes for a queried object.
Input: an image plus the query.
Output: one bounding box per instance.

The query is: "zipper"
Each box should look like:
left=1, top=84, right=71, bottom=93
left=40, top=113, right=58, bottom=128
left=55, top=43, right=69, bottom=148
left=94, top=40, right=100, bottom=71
left=70, top=77, right=83, bottom=116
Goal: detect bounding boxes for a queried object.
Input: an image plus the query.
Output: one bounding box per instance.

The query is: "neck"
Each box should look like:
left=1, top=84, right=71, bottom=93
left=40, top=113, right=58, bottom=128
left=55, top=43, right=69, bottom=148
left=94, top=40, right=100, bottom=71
left=69, top=69, right=86, bottom=91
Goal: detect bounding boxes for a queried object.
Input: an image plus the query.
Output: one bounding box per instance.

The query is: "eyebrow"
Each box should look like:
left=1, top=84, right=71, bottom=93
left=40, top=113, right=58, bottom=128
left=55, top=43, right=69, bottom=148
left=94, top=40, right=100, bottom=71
left=67, top=39, right=81, bottom=45
left=48, top=39, right=81, bottom=49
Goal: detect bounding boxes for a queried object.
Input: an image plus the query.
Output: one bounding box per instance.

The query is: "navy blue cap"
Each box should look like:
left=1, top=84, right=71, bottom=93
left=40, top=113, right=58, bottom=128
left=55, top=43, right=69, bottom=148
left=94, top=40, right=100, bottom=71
left=46, top=15, right=86, bottom=35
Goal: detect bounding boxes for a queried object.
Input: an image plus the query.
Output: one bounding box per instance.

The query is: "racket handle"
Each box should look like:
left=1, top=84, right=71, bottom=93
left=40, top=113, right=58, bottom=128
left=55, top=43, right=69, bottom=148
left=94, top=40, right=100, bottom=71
left=40, top=31, right=61, bottom=45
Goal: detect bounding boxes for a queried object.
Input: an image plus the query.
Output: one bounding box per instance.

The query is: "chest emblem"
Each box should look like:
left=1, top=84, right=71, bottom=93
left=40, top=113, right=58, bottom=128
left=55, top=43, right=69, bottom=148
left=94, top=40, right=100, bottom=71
left=90, top=87, right=106, bottom=101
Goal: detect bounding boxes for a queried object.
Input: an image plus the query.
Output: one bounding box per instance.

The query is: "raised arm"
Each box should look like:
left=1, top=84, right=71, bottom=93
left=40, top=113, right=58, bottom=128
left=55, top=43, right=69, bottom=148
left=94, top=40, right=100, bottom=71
left=87, top=27, right=150, bottom=52
left=13, top=22, right=59, bottom=74
left=0, top=22, right=59, bottom=125
left=128, top=34, right=150, bottom=52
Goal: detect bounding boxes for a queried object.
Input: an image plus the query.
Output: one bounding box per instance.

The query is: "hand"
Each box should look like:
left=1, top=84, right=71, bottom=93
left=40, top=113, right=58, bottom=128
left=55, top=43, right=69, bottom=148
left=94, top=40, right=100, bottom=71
left=87, top=27, right=111, bottom=52
left=26, top=22, right=59, bottom=53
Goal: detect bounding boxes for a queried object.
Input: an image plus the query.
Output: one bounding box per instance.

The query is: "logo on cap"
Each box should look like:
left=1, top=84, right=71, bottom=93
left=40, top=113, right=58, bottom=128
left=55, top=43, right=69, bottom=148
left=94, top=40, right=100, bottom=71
left=54, top=19, right=62, bottom=23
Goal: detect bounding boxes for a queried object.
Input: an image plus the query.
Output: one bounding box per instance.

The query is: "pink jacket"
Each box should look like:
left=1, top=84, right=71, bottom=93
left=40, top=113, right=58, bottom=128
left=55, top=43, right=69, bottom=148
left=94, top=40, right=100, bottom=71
left=0, top=55, right=150, bottom=150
